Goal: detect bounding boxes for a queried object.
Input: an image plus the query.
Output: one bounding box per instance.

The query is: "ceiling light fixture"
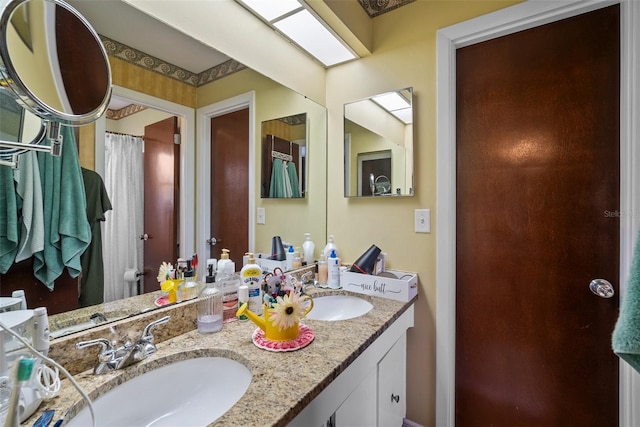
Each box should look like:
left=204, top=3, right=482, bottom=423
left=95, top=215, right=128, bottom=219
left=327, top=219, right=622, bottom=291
left=237, top=0, right=357, bottom=67
left=372, top=91, right=413, bottom=124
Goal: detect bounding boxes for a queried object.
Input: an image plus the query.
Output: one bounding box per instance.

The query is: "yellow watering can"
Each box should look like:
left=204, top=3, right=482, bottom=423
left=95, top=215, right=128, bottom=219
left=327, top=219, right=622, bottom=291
left=236, top=295, right=313, bottom=341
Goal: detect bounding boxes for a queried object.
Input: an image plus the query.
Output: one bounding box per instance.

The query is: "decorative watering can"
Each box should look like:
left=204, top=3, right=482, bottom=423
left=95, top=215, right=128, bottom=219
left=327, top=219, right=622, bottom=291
left=236, top=295, right=313, bottom=341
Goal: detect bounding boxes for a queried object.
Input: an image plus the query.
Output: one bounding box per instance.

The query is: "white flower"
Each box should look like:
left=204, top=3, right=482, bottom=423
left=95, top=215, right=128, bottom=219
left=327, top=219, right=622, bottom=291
left=157, top=262, right=174, bottom=283
left=268, top=292, right=307, bottom=331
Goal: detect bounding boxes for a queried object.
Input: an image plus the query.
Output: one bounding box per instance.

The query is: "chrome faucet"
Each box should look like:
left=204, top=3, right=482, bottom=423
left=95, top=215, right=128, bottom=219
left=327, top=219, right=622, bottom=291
left=300, top=271, right=317, bottom=293
left=76, top=316, right=170, bottom=375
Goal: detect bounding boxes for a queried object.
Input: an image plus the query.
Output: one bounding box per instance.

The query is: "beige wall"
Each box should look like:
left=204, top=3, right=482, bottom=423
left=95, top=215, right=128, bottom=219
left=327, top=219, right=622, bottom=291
left=325, top=1, right=522, bottom=425
left=197, top=69, right=328, bottom=259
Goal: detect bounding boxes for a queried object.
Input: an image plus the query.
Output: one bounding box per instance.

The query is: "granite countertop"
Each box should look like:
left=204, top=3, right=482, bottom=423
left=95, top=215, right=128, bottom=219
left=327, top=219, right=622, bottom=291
left=24, top=289, right=416, bottom=426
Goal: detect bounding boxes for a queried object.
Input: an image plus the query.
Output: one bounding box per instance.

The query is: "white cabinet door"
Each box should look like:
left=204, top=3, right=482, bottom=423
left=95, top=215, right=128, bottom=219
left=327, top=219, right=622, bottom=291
left=377, top=334, right=406, bottom=426
left=335, top=365, right=377, bottom=426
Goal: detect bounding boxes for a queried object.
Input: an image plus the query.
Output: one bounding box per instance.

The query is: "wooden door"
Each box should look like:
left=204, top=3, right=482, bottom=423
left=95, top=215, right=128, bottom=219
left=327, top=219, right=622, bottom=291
left=210, top=109, right=249, bottom=268
left=455, top=5, right=619, bottom=426
left=143, top=116, right=179, bottom=292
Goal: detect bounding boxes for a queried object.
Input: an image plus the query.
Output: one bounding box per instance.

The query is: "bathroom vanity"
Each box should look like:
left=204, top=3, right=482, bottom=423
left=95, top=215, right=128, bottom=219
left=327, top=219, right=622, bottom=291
left=23, top=289, right=415, bottom=426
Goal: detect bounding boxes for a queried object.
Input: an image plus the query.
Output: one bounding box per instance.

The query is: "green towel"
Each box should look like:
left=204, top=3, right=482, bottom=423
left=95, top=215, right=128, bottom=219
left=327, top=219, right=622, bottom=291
left=34, top=126, right=91, bottom=289
left=613, top=229, right=640, bottom=373
left=286, top=161, right=301, bottom=198
left=269, top=158, right=286, bottom=198
left=0, top=165, right=19, bottom=273
left=14, top=151, right=45, bottom=262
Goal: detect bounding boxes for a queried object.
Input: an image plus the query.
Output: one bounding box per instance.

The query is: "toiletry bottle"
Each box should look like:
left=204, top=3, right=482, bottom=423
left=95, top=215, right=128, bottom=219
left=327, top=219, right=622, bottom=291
left=178, top=260, right=199, bottom=301
left=302, top=233, right=315, bottom=265
left=286, top=245, right=295, bottom=271
left=238, top=285, right=249, bottom=321
left=317, top=253, right=328, bottom=287
left=217, top=261, right=241, bottom=323
left=217, top=248, right=231, bottom=274
left=292, top=248, right=302, bottom=269
left=323, top=235, right=339, bottom=259
left=197, top=273, right=223, bottom=334
left=241, top=253, right=263, bottom=315
left=327, top=249, right=341, bottom=289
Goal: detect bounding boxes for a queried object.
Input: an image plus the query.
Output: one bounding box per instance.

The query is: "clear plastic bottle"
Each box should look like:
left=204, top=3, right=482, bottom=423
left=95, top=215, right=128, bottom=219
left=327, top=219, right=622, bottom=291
left=317, top=253, right=328, bottom=286
left=178, top=261, right=199, bottom=301
left=197, top=278, right=223, bottom=333
left=217, top=261, right=241, bottom=323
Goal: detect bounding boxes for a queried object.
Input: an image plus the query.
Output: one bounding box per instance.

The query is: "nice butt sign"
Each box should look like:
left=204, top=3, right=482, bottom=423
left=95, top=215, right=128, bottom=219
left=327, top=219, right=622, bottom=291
left=340, top=269, right=418, bottom=302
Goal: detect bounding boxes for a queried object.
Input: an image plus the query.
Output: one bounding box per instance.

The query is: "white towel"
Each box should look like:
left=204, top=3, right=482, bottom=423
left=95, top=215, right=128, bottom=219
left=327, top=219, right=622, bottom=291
left=13, top=151, right=44, bottom=262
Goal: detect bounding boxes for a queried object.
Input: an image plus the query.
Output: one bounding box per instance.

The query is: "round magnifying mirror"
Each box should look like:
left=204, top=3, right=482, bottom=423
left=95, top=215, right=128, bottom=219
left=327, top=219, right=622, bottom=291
left=0, top=0, right=112, bottom=126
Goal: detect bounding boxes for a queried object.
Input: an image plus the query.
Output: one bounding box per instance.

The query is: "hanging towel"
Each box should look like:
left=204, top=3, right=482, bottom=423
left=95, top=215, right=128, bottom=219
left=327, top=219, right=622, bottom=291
left=34, top=126, right=91, bottom=289
left=286, top=161, right=301, bottom=198
left=0, top=165, right=19, bottom=273
left=13, top=151, right=44, bottom=262
left=269, top=158, right=286, bottom=198
left=613, top=229, right=640, bottom=373
left=79, top=167, right=112, bottom=307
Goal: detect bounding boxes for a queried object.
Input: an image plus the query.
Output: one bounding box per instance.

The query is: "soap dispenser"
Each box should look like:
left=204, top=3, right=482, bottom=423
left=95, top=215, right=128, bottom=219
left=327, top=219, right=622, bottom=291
left=323, top=235, right=339, bottom=258
left=217, top=261, right=241, bottom=323
left=302, top=233, right=315, bottom=265
left=197, top=264, right=223, bottom=333
left=217, top=248, right=231, bottom=274
left=178, top=260, right=199, bottom=301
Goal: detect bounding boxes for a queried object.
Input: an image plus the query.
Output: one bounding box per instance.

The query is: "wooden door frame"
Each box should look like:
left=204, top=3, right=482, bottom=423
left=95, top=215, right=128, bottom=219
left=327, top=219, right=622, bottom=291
left=94, top=85, right=195, bottom=275
left=435, top=1, right=640, bottom=425
left=196, top=91, right=256, bottom=279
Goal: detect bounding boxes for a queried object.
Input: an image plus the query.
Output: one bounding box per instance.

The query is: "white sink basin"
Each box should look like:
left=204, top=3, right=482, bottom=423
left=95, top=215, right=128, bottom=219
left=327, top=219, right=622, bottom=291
left=306, top=295, right=373, bottom=321
left=67, top=357, right=251, bottom=427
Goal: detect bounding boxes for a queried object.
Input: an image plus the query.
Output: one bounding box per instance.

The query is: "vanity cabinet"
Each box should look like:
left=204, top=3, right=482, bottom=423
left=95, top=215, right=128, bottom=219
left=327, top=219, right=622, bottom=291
left=335, top=334, right=406, bottom=426
left=290, top=304, right=413, bottom=427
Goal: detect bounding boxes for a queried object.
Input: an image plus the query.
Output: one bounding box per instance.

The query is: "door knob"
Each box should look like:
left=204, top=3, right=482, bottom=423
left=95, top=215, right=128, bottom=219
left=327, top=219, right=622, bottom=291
left=206, top=237, right=220, bottom=246
left=589, top=279, right=614, bottom=298
left=139, top=233, right=150, bottom=241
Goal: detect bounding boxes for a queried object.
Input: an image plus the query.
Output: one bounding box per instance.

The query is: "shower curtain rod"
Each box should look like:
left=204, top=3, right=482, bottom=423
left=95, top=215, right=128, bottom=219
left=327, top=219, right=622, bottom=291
left=105, top=130, right=145, bottom=139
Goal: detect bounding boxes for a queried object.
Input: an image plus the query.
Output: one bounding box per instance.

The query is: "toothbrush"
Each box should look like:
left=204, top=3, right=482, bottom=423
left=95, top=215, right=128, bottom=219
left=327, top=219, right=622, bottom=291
left=4, top=357, right=36, bottom=427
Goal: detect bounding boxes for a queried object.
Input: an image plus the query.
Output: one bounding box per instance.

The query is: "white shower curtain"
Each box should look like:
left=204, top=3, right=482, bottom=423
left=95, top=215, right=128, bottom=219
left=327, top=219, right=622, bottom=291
left=103, top=133, right=144, bottom=303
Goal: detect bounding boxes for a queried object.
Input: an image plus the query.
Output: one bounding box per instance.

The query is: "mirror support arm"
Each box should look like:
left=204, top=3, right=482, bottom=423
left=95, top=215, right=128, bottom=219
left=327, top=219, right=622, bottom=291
left=0, top=121, right=63, bottom=168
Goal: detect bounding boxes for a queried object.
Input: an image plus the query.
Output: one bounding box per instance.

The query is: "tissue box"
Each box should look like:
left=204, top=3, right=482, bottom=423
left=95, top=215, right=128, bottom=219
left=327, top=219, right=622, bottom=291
left=340, top=269, right=418, bottom=302
left=255, top=253, right=288, bottom=273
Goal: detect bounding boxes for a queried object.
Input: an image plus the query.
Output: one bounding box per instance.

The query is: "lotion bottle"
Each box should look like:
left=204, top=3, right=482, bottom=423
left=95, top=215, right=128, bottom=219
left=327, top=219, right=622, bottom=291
left=327, top=249, right=341, bottom=289
left=317, top=253, right=328, bottom=287
left=286, top=245, right=295, bottom=271
left=241, top=253, right=263, bottom=315
left=323, top=235, right=339, bottom=259
left=302, top=233, right=315, bottom=265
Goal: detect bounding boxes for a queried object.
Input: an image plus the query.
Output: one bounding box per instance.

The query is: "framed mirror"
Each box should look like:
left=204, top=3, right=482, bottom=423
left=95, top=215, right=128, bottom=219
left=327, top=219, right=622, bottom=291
left=343, top=87, right=414, bottom=197
left=260, top=113, right=307, bottom=198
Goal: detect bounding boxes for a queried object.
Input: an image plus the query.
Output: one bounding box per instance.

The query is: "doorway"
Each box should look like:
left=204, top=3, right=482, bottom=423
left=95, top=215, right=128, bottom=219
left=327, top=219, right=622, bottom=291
left=436, top=0, right=640, bottom=425
left=196, top=92, right=255, bottom=277
left=455, top=5, right=619, bottom=425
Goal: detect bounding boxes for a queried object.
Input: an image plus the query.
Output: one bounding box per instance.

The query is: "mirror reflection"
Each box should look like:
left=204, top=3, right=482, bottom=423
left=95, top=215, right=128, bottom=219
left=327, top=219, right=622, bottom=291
left=260, top=113, right=307, bottom=198
left=344, top=87, right=414, bottom=197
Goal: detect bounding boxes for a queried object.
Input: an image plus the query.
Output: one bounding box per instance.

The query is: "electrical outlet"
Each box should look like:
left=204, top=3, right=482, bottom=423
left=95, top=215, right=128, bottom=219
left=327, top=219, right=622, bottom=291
left=415, top=209, right=430, bottom=233
left=257, top=207, right=266, bottom=225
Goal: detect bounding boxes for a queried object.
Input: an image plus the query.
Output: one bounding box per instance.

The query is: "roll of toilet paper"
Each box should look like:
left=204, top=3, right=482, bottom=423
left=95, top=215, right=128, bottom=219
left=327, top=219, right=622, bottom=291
left=124, top=268, right=140, bottom=281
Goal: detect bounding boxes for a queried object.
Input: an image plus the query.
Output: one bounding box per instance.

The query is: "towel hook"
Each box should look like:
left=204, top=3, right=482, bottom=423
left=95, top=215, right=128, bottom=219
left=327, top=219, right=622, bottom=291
left=589, top=279, right=615, bottom=298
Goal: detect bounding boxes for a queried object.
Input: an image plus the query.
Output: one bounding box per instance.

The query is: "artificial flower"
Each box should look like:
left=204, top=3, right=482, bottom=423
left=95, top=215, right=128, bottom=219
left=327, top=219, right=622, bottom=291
left=157, top=261, right=174, bottom=282
left=268, top=291, right=308, bottom=331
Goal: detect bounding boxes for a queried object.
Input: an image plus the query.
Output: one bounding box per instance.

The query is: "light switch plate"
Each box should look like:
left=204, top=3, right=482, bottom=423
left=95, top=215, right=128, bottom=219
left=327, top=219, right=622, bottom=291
left=257, top=207, right=265, bottom=225
left=415, top=209, right=430, bottom=233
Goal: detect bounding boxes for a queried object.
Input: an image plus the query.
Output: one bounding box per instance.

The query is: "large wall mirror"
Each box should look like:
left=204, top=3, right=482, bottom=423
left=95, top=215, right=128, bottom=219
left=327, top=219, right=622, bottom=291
left=0, top=0, right=328, bottom=338
left=344, top=87, right=414, bottom=197
left=260, top=113, right=307, bottom=198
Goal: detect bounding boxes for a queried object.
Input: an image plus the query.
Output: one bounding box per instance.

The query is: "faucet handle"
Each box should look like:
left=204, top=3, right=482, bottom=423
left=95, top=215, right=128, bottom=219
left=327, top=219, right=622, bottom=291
left=76, top=338, right=115, bottom=361
left=140, top=315, right=170, bottom=342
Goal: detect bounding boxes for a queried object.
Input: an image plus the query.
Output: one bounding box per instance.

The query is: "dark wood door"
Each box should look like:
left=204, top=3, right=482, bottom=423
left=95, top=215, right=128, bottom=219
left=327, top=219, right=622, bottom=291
left=455, top=5, right=619, bottom=426
left=143, top=116, right=179, bottom=292
left=210, top=109, right=249, bottom=268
